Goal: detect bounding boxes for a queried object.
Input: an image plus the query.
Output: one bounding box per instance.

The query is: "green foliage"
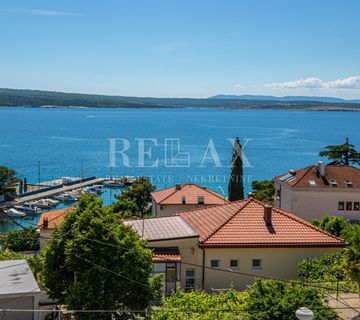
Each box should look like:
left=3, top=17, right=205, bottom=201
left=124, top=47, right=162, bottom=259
left=0, top=165, right=19, bottom=198
left=344, top=225, right=360, bottom=285
left=228, top=137, right=244, bottom=201
left=19, top=178, right=23, bottom=194
left=312, top=215, right=351, bottom=238
left=0, top=250, right=42, bottom=282
left=41, top=194, right=159, bottom=320
left=251, top=180, right=274, bottom=204
left=0, top=227, right=40, bottom=251
left=298, top=252, right=345, bottom=282
left=24, top=177, right=28, bottom=193
left=319, top=138, right=360, bottom=165
left=114, top=177, right=156, bottom=217
left=245, top=280, right=336, bottom=320
left=152, top=289, right=248, bottom=320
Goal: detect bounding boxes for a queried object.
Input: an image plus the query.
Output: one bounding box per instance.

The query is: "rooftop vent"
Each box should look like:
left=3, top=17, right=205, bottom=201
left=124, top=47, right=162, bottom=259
left=289, top=169, right=296, bottom=176
left=43, top=217, right=49, bottom=229
left=330, top=179, right=338, bottom=187
left=264, top=205, right=272, bottom=226
left=345, top=180, right=353, bottom=188
left=175, top=184, right=182, bottom=190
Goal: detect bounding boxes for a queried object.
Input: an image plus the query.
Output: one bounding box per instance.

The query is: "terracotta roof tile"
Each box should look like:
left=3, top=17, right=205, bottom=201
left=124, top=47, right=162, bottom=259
left=37, top=207, right=73, bottom=229
left=151, top=184, right=228, bottom=205
left=152, top=247, right=181, bottom=263
left=275, top=165, right=360, bottom=188
left=178, top=198, right=346, bottom=248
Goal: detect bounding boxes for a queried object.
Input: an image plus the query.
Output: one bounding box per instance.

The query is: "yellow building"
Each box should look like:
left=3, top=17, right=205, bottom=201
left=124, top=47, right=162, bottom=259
left=125, top=194, right=346, bottom=294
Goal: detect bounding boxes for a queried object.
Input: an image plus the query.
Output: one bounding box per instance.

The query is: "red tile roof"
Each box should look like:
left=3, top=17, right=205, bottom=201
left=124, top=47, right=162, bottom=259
left=178, top=197, right=346, bottom=248
left=151, top=184, right=228, bottom=205
left=275, top=165, right=360, bottom=188
left=37, top=207, right=73, bottom=229
left=152, top=248, right=181, bottom=263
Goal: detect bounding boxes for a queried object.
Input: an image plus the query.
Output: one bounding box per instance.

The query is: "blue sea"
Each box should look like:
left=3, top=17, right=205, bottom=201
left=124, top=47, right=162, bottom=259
left=1, top=107, right=359, bottom=231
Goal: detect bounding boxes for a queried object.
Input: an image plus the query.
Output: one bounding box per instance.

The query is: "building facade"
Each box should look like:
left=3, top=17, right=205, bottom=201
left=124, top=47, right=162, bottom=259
left=274, top=162, right=360, bottom=222
left=125, top=194, right=346, bottom=294
left=151, top=184, right=228, bottom=217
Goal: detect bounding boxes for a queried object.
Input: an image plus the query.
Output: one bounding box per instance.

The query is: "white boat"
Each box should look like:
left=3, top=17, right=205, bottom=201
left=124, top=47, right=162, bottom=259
left=35, top=198, right=59, bottom=209
left=54, top=192, right=78, bottom=202
left=5, top=208, right=26, bottom=217
left=92, top=184, right=104, bottom=194
left=103, top=180, right=124, bottom=188
left=14, top=202, right=42, bottom=214
left=83, top=185, right=103, bottom=195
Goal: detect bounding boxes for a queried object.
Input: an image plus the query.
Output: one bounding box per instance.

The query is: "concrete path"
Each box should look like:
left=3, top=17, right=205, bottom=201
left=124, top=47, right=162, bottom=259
left=15, top=178, right=105, bottom=203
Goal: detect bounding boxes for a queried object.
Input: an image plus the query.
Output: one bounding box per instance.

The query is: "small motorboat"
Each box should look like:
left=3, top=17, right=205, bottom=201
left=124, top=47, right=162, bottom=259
left=54, top=192, right=78, bottom=202
left=103, top=180, right=124, bottom=188
left=35, top=198, right=59, bottom=209
left=14, top=202, right=42, bottom=214
left=5, top=208, right=26, bottom=217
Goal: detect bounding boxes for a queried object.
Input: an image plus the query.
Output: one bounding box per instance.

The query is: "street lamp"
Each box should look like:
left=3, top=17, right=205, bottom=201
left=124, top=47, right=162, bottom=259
left=296, top=307, right=314, bottom=320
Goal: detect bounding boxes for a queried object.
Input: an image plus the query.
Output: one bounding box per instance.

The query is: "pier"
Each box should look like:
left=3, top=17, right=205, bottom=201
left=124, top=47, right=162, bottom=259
left=14, top=178, right=105, bottom=204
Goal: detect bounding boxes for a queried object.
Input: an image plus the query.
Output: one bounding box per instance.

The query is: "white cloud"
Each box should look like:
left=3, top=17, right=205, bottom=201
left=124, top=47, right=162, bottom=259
left=265, top=76, right=360, bottom=90
left=5, top=8, right=81, bottom=17
left=234, top=84, right=243, bottom=89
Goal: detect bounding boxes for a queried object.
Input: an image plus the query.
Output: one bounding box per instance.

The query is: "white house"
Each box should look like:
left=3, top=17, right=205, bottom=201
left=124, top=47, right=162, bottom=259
left=0, top=260, right=41, bottom=320
left=274, top=162, right=360, bottom=222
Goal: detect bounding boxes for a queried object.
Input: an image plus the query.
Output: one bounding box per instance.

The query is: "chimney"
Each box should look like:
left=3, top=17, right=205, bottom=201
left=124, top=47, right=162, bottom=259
left=289, top=169, right=296, bottom=176
left=264, top=205, right=272, bottom=226
left=43, top=217, right=49, bottom=229
left=248, top=192, right=254, bottom=199
left=317, top=161, right=326, bottom=177
left=175, top=184, right=181, bottom=190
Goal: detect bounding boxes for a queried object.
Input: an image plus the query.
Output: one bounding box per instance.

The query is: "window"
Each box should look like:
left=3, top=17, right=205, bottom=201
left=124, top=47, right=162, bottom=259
left=354, top=202, right=360, bottom=211
left=346, top=180, right=353, bottom=188
left=160, top=205, right=164, bottom=210
left=198, top=196, right=205, bottom=205
left=346, top=202, right=353, bottom=211
left=338, top=202, right=344, bottom=210
left=182, top=196, right=186, bottom=204
left=210, top=259, right=220, bottom=268
left=330, top=180, right=338, bottom=187
left=252, top=259, right=262, bottom=269
left=185, top=268, right=195, bottom=291
left=230, top=260, right=239, bottom=269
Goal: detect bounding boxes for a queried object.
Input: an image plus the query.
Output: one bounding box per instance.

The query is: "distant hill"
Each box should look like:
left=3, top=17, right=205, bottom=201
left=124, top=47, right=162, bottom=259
left=210, top=94, right=360, bottom=104
left=1, top=88, right=360, bottom=111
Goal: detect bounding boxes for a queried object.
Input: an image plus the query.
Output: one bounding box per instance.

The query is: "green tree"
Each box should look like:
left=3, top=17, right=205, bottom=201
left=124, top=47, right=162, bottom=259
left=152, top=289, right=248, bottom=320
left=1, top=227, right=40, bottom=251
left=0, top=166, right=19, bottom=198
left=114, top=177, right=156, bottom=217
left=344, top=225, right=360, bottom=286
left=41, top=194, right=160, bottom=320
left=24, top=177, right=28, bottom=193
left=319, top=138, right=360, bottom=166
left=19, top=178, right=23, bottom=194
left=228, top=137, right=244, bottom=201
left=245, top=280, right=336, bottom=320
left=112, top=197, right=139, bottom=219
left=251, top=180, right=274, bottom=204
left=312, top=215, right=350, bottom=238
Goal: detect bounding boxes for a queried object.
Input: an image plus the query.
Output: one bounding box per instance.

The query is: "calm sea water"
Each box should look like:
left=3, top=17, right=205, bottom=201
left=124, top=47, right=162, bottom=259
left=1, top=107, right=359, bottom=231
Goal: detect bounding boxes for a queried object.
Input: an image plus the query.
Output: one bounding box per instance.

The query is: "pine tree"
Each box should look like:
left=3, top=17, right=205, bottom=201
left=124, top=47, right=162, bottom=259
left=23, top=177, right=28, bottom=193
left=228, top=137, right=244, bottom=201
left=319, top=138, right=360, bottom=166
left=19, top=178, right=23, bottom=194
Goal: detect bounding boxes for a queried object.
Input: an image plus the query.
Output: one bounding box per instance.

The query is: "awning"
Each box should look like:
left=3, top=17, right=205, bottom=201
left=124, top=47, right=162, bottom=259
left=152, top=247, right=181, bottom=263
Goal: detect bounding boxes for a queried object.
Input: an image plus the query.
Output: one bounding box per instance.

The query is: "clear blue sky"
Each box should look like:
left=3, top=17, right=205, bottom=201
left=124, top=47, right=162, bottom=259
left=1, top=0, right=360, bottom=98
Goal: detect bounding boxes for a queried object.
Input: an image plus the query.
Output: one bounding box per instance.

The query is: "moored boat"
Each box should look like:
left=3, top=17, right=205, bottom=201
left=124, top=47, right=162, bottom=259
left=14, top=202, right=42, bottom=214
left=5, top=208, right=27, bottom=217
